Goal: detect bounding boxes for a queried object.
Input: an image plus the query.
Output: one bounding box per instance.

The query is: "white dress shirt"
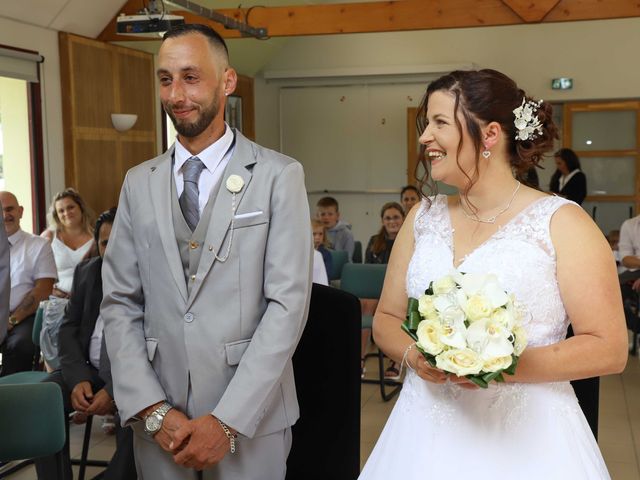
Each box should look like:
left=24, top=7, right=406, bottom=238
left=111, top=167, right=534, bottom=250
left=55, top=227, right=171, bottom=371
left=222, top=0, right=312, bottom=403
left=89, top=314, right=104, bottom=369
left=619, top=215, right=640, bottom=272
left=8, top=229, right=57, bottom=312
left=312, top=249, right=329, bottom=286
left=172, top=124, right=235, bottom=214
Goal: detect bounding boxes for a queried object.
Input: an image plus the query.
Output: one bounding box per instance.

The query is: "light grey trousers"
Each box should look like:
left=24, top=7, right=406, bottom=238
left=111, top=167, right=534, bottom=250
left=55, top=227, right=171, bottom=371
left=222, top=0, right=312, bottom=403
left=131, top=423, right=292, bottom=480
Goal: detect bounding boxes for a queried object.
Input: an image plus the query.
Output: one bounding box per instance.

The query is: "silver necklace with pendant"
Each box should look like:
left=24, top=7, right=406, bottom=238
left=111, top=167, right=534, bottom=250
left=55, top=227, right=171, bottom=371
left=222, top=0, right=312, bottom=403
left=459, top=181, right=521, bottom=224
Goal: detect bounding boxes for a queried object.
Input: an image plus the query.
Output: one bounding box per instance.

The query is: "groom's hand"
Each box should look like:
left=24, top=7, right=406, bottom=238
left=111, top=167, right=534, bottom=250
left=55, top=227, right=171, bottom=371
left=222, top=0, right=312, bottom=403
left=172, top=414, right=231, bottom=470
left=155, top=409, right=190, bottom=453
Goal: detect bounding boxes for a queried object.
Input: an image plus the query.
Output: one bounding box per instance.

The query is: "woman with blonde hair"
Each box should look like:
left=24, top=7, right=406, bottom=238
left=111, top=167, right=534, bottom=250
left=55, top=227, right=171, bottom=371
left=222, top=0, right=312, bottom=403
left=41, top=188, right=95, bottom=298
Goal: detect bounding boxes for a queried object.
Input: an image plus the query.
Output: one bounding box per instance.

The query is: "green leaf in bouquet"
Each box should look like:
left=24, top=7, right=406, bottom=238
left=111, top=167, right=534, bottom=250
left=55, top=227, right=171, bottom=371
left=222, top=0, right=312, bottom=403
left=503, top=355, right=519, bottom=376
left=467, top=375, right=488, bottom=389
left=407, top=297, right=420, bottom=314
left=406, top=311, right=422, bottom=330
left=482, top=370, right=503, bottom=384
left=401, top=321, right=419, bottom=342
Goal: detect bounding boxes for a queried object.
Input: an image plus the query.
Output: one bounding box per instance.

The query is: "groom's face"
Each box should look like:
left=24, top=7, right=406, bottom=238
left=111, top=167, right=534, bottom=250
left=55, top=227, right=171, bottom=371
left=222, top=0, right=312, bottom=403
left=157, top=33, right=230, bottom=139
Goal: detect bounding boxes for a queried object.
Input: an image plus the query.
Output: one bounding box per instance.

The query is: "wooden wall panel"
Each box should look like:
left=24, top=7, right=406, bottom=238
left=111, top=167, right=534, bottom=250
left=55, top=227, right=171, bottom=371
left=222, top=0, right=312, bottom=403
left=117, top=53, right=155, bottom=131
left=59, top=32, right=157, bottom=217
left=122, top=139, right=156, bottom=174
left=71, top=43, right=114, bottom=129
left=75, top=139, right=119, bottom=214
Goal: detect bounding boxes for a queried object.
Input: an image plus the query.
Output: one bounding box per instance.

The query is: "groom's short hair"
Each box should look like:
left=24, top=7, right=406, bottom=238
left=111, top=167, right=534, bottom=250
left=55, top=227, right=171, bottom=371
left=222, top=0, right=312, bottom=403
left=162, top=23, right=229, bottom=64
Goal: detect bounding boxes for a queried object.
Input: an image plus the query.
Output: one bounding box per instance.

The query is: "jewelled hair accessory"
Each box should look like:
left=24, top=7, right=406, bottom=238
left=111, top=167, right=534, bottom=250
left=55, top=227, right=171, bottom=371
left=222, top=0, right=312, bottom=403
left=513, top=98, right=543, bottom=141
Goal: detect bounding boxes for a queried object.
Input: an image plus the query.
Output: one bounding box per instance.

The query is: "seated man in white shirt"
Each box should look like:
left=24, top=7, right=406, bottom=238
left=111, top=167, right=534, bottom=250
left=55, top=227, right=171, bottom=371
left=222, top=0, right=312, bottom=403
left=0, top=191, right=56, bottom=376
left=618, top=214, right=640, bottom=341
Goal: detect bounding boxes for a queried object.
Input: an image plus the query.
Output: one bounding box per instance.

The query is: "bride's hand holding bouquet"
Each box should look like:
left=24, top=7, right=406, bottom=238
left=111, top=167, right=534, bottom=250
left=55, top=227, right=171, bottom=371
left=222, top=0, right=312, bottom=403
left=402, top=271, right=528, bottom=388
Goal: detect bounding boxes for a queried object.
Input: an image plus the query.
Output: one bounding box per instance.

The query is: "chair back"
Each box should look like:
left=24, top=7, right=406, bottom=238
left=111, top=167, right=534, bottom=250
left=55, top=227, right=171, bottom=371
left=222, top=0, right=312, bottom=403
left=328, top=250, right=349, bottom=281
left=287, top=284, right=361, bottom=480
left=340, top=263, right=387, bottom=300
left=33, top=304, right=46, bottom=346
left=352, top=241, right=363, bottom=263
left=0, top=383, right=66, bottom=461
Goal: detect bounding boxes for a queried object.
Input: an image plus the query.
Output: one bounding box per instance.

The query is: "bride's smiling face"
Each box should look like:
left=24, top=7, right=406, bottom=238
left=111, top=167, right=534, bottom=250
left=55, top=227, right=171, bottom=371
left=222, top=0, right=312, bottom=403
left=419, top=90, right=479, bottom=187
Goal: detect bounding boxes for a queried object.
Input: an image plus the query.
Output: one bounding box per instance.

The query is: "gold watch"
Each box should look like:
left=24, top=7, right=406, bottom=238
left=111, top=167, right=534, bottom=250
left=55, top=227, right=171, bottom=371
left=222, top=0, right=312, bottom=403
left=8, top=315, right=18, bottom=326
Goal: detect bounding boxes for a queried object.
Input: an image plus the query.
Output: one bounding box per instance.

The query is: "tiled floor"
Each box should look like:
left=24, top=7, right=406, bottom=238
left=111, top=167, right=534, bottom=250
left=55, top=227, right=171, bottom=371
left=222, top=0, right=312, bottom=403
left=4, top=356, right=640, bottom=479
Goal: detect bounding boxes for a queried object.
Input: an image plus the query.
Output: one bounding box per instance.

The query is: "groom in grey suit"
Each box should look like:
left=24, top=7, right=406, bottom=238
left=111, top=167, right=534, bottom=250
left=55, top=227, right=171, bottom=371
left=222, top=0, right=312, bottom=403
left=101, top=23, right=313, bottom=479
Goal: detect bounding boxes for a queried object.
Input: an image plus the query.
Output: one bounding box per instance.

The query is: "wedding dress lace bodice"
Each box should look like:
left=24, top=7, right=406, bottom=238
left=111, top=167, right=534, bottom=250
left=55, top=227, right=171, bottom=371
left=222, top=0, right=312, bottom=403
left=359, top=194, right=611, bottom=480
left=407, top=194, right=571, bottom=348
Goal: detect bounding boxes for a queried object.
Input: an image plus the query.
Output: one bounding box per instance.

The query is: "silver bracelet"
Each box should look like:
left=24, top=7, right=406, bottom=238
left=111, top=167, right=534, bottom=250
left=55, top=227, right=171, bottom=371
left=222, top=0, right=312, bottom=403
left=401, top=343, right=416, bottom=374
left=216, top=418, right=238, bottom=454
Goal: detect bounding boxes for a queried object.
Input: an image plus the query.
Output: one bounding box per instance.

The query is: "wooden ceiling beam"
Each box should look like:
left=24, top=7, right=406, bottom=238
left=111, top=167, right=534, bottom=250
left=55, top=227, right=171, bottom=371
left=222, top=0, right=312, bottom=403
left=501, top=0, right=561, bottom=22
left=97, top=0, right=640, bottom=43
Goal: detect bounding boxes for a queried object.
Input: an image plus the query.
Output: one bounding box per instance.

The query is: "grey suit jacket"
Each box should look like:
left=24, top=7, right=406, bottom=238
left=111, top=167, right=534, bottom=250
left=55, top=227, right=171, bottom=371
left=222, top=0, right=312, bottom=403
left=101, top=131, right=313, bottom=438
left=0, top=216, right=9, bottom=344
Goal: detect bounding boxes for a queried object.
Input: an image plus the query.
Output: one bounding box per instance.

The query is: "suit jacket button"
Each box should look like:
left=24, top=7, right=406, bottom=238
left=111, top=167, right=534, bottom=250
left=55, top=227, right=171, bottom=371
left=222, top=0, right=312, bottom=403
left=184, top=312, right=194, bottom=323
left=190, top=241, right=199, bottom=249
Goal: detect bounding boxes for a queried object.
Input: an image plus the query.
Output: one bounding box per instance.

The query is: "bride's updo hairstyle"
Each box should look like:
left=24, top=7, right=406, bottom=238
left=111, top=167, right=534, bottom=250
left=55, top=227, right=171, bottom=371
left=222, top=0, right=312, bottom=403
left=415, top=69, right=558, bottom=197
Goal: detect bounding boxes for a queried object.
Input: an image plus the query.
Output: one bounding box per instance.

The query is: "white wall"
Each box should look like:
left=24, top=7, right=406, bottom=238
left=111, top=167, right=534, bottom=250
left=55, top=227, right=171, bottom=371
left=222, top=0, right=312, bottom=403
left=256, top=17, right=640, bottom=149
left=0, top=16, right=64, bottom=207
left=253, top=18, right=640, bottom=243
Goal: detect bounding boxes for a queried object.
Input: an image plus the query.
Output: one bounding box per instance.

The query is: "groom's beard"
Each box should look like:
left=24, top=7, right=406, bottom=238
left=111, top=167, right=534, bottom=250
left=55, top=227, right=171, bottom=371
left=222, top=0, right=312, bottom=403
left=165, top=95, right=220, bottom=139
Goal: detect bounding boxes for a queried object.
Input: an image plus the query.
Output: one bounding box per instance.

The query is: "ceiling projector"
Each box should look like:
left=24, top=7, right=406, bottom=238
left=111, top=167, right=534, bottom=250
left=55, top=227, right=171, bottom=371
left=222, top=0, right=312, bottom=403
left=116, top=13, right=185, bottom=37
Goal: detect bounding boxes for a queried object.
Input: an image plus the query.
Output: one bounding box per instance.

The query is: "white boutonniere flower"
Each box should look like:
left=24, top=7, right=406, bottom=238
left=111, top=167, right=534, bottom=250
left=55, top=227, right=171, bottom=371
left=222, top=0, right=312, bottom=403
left=226, top=174, right=244, bottom=193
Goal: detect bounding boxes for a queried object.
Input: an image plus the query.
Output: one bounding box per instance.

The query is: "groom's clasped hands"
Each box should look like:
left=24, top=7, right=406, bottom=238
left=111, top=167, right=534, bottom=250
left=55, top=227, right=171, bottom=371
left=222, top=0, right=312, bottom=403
left=153, top=408, right=233, bottom=470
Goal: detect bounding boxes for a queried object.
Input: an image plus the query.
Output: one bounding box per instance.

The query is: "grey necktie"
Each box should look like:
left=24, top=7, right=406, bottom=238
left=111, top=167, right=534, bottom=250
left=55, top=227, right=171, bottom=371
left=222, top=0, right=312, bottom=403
left=179, top=157, right=205, bottom=231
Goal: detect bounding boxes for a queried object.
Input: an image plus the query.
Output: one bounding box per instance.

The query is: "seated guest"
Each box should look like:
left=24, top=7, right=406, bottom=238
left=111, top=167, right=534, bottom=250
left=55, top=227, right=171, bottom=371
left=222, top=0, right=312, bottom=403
left=41, top=187, right=95, bottom=298
left=0, top=191, right=56, bottom=376
left=0, top=215, right=9, bottom=346
left=362, top=202, right=405, bottom=380
left=35, top=207, right=137, bottom=480
left=400, top=185, right=421, bottom=214
left=365, top=202, right=404, bottom=264
left=40, top=188, right=95, bottom=372
left=316, top=196, right=354, bottom=261
left=312, top=219, right=332, bottom=281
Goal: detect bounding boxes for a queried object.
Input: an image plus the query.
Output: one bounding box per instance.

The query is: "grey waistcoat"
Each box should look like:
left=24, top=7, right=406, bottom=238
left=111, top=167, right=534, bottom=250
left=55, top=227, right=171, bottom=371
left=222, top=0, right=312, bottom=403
left=171, top=172, right=223, bottom=294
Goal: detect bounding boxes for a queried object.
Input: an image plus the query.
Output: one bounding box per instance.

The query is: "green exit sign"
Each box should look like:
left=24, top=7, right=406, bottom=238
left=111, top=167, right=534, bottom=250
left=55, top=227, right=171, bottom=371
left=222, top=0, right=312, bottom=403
left=552, top=78, right=573, bottom=90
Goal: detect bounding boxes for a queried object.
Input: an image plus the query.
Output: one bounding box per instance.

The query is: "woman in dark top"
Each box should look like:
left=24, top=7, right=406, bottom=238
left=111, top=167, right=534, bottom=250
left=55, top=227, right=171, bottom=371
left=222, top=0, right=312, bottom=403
left=365, top=202, right=405, bottom=264
left=362, top=202, right=405, bottom=380
left=549, top=148, right=587, bottom=204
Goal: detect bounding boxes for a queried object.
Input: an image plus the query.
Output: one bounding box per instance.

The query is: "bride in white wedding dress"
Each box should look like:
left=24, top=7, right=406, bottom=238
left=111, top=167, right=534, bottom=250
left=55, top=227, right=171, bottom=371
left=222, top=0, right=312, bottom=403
left=359, top=70, right=627, bottom=480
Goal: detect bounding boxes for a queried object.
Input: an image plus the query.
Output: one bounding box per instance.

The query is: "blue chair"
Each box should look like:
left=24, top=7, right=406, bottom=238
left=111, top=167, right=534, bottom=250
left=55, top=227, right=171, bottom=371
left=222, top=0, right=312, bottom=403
left=0, top=383, right=66, bottom=478
left=328, top=250, right=349, bottom=281
left=340, top=263, right=401, bottom=401
left=0, top=305, right=108, bottom=480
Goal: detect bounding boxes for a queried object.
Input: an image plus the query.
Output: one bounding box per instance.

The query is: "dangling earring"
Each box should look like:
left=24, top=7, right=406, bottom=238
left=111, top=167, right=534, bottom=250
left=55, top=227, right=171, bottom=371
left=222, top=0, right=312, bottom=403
left=482, top=148, right=491, bottom=159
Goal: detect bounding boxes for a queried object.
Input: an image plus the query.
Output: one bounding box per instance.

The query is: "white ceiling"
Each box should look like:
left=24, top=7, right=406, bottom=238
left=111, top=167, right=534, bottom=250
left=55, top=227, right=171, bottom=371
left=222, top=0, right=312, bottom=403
left=0, top=0, right=127, bottom=38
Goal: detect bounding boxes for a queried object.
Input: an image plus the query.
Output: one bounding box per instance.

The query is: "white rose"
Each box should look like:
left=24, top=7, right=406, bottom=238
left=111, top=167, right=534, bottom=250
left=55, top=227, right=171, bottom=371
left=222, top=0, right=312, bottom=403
left=416, top=319, right=445, bottom=356
left=432, top=276, right=457, bottom=295
left=418, top=294, right=437, bottom=318
left=435, top=348, right=483, bottom=376
left=491, top=308, right=515, bottom=329
left=226, top=174, right=244, bottom=193
left=482, top=355, right=513, bottom=373
left=512, top=324, right=528, bottom=356
left=465, top=294, right=492, bottom=321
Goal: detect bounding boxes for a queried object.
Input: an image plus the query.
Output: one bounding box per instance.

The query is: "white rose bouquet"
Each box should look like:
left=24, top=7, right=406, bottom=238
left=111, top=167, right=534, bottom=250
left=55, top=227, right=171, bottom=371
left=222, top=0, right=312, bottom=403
left=402, top=272, right=528, bottom=388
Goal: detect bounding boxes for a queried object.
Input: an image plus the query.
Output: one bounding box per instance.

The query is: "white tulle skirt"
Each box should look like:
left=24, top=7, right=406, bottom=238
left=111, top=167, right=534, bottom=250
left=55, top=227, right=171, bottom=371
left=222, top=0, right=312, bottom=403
left=359, top=371, right=610, bottom=480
